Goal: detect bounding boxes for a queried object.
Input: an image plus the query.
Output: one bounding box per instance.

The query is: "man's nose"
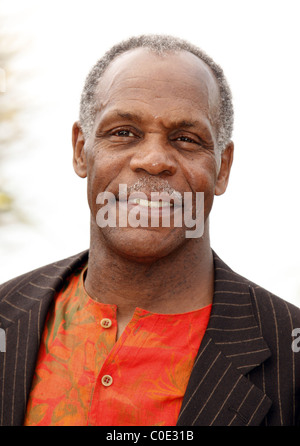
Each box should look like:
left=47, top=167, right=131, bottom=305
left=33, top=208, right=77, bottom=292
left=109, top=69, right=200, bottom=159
left=129, top=135, right=177, bottom=176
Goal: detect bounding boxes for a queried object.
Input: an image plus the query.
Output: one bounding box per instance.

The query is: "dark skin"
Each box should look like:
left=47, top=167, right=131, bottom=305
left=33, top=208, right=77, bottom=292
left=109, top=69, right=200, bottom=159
left=72, top=48, right=234, bottom=339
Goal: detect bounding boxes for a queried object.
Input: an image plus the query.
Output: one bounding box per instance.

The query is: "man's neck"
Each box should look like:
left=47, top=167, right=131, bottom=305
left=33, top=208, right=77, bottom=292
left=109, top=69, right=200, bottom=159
left=84, top=226, right=214, bottom=338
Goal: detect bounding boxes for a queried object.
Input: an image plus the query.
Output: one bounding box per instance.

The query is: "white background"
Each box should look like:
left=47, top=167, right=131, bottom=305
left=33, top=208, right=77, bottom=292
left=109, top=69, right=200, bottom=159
left=0, top=0, right=299, bottom=307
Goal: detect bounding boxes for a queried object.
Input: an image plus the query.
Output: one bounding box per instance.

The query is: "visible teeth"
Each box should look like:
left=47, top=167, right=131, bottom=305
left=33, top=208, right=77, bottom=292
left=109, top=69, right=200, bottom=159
left=131, top=198, right=173, bottom=208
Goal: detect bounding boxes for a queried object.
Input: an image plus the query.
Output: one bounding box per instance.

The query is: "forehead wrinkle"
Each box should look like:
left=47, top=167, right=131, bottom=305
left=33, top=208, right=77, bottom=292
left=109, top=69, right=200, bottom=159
left=151, top=107, right=214, bottom=133
left=95, top=61, right=219, bottom=121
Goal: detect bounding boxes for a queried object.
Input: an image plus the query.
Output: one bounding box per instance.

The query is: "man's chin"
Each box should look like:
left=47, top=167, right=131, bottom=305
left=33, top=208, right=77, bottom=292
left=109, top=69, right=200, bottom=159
left=100, top=226, right=187, bottom=263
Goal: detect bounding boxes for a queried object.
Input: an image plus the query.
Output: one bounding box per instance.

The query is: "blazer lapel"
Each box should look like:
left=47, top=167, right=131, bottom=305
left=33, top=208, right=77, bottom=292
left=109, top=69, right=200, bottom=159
left=177, top=252, right=272, bottom=426
left=0, top=250, right=88, bottom=425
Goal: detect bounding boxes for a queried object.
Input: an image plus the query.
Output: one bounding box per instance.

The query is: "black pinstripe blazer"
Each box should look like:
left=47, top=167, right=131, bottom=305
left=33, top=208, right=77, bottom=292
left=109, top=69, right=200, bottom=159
left=0, top=250, right=299, bottom=426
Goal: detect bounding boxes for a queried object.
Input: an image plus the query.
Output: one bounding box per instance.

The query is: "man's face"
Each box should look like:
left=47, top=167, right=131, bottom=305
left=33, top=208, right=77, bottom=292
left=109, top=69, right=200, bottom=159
left=73, top=48, right=233, bottom=261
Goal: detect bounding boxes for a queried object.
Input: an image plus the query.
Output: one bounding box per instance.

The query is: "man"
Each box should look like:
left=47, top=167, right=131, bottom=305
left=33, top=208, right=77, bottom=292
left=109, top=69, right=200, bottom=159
left=0, top=35, right=299, bottom=426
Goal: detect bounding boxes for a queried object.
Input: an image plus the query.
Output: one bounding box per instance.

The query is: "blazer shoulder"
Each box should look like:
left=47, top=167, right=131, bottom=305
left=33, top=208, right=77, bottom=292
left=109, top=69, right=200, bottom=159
left=213, top=250, right=300, bottom=325
left=0, top=250, right=89, bottom=303
left=237, top=270, right=300, bottom=331
left=248, top=281, right=300, bottom=329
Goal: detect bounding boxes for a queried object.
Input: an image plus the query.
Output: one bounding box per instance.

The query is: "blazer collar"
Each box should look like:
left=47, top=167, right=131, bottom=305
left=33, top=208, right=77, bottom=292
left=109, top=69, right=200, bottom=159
left=207, top=251, right=271, bottom=374
left=177, top=251, right=272, bottom=426
left=0, top=251, right=89, bottom=331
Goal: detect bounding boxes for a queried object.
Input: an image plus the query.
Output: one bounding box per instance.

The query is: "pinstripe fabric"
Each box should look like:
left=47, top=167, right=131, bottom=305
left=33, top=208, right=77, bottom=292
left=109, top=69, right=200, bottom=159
left=0, top=251, right=88, bottom=426
left=177, top=254, right=300, bottom=426
left=0, top=250, right=299, bottom=426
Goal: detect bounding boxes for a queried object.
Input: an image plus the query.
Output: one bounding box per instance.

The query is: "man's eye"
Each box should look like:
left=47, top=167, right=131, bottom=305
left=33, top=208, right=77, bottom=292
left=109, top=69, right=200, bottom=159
left=176, top=136, right=197, bottom=144
left=113, top=130, right=135, bottom=137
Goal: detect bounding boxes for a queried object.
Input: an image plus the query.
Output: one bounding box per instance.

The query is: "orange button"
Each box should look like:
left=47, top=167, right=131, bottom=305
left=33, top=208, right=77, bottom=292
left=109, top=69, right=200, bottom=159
left=101, top=375, right=113, bottom=387
left=100, top=318, right=112, bottom=328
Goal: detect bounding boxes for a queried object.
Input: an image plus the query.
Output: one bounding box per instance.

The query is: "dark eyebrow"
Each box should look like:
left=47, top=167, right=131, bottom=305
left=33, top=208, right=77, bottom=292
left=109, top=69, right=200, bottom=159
left=112, top=111, right=143, bottom=123
left=95, top=110, right=143, bottom=134
left=169, top=119, right=213, bottom=136
left=174, top=120, right=197, bottom=129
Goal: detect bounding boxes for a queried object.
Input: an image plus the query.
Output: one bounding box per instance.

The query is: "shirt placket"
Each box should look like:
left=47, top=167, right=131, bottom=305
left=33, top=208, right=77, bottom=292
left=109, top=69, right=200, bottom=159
left=87, top=309, right=148, bottom=426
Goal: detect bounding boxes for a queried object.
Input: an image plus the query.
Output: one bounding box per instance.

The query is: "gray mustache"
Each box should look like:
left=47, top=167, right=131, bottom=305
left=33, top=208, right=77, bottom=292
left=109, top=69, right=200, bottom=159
left=127, top=177, right=182, bottom=199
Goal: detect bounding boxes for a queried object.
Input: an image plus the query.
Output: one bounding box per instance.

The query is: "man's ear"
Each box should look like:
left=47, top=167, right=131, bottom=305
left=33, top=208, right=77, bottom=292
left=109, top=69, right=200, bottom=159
left=72, top=121, right=87, bottom=178
left=215, top=141, right=234, bottom=196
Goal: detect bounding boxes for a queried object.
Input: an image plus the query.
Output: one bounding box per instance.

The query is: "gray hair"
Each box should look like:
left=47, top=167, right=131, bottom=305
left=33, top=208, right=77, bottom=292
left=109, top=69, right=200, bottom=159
left=79, top=34, right=234, bottom=153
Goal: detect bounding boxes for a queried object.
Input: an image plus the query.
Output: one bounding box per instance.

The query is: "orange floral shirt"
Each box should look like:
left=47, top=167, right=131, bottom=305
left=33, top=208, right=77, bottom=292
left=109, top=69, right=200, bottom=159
left=24, top=264, right=211, bottom=426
